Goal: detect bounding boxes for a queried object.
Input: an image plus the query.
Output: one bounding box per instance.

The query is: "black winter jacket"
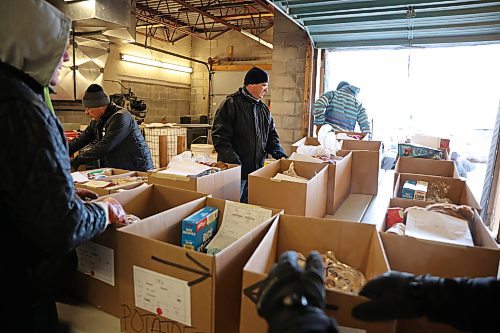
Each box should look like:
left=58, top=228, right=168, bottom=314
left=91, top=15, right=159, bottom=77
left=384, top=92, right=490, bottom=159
left=0, top=62, right=109, bottom=307
left=212, top=87, right=286, bottom=179
left=69, top=103, right=154, bottom=171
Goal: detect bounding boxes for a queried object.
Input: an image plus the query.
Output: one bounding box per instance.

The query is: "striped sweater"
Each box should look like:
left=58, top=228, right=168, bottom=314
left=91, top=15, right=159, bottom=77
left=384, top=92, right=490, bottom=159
left=313, top=85, right=371, bottom=133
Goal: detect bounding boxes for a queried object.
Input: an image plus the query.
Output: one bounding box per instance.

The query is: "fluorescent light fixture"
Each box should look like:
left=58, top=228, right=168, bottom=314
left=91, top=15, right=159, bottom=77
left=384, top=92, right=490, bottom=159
left=241, top=30, right=273, bottom=49
left=120, top=54, right=193, bottom=73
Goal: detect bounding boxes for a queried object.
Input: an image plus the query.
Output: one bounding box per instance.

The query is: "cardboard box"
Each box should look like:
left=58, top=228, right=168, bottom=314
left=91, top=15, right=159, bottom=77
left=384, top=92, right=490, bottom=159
left=72, top=184, right=207, bottom=317
left=240, top=215, right=395, bottom=333
left=338, top=149, right=379, bottom=196
left=117, top=197, right=281, bottom=333
left=290, top=136, right=320, bottom=153
left=248, top=159, right=328, bottom=217
left=148, top=164, right=241, bottom=201
left=335, top=130, right=369, bottom=140
left=411, top=134, right=450, bottom=149
left=291, top=137, right=380, bottom=213
left=394, top=173, right=480, bottom=210
left=75, top=168, right=149, bottom=196
left=379, top=198, right=500, bottom=333
left=394, top=157, right=459, bottom=184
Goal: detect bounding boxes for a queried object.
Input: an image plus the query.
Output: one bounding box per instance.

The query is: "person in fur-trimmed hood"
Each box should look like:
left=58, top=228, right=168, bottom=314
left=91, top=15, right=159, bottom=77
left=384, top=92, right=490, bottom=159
left=0, top=1, right=126, bottom=331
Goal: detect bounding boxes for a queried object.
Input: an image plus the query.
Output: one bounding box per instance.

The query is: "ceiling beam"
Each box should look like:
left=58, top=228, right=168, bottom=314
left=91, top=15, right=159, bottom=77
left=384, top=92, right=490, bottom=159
left=221, top=12, right=273, bottom=21
left=136, top=3, right=194, bottom=31
left=134, top=12, right=207, bottom=39
left=252, top=0, right=275, bottom=13
left=168, top=0, right=242, bottom=31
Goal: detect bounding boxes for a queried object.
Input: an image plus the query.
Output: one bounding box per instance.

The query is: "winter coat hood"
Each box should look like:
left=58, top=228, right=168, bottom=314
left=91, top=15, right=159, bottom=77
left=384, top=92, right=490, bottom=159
left=0, top=0, right=71, bottom=87
left=339, top=83, right=360, bottom=97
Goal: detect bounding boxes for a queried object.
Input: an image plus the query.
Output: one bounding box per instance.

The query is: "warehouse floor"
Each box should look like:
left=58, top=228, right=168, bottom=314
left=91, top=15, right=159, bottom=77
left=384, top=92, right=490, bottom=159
left=57, top=302, right=120, bottom=333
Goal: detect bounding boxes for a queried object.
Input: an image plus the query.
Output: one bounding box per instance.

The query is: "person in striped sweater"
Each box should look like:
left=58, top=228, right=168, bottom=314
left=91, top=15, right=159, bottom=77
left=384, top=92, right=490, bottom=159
left=313, top=81, right=371, bottom=135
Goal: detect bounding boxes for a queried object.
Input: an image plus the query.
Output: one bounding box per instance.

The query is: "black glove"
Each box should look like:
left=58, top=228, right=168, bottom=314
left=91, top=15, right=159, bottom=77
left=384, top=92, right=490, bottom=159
left=272, top=151, right=288, bottom=160
left=352, top=271, right=441, bottom=321
left=257, top=251, right=338, bottom=333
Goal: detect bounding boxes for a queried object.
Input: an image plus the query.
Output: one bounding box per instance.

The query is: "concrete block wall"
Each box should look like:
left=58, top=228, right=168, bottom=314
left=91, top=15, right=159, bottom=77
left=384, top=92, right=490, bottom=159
left=191, top=29, right=273, bottom=118
left=271, top=12, right=309, bottom=155
left=121, top=80, right=191, bottom=124
left=56, top=34, right=194, bottom=126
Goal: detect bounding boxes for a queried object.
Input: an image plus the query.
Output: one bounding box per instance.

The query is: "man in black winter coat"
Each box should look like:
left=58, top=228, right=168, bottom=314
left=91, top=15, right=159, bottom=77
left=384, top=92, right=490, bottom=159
left=0, top=1, right=127, bottom=332
left=212, top=67, right=287, bottom=203
left=69, top=84, right=154, bottom=172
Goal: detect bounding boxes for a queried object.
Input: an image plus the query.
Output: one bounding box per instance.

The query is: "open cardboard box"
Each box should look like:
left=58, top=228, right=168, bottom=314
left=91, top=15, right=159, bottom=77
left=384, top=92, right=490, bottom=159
left=248, top=159, right=328, bottom=217
left=75, top=168, right=149, bottom=196
left=240, top=215, right=395, bottom=333
left=394, top=157, right=459, bottom=185
left=394, top=173, right=480, bottom=211
left=71, top=184, right=207, bottom=317
left=291, top=137, right=380, bottom=215
left=289, top=149, right=352, bottom=215
left=380, top=198, right=499, bottom=333
left=335, top=130, right=369, bottom=140
left=117, top=197, right=282, bottom=333
left=148, top=164, right=241, bottom=201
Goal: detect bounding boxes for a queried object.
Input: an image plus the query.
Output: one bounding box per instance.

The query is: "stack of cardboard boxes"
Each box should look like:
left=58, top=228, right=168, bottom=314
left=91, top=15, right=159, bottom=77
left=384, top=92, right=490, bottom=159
left=69, top=134, right=498, bottom=333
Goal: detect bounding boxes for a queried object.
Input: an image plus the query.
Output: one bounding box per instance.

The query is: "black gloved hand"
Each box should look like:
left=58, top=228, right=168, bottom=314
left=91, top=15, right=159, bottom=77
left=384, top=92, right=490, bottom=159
left=257, top=251, right=338, bottom=333
left=272, top=151, right=288, bottom=160
left=352, top=271, right=432, bottom=321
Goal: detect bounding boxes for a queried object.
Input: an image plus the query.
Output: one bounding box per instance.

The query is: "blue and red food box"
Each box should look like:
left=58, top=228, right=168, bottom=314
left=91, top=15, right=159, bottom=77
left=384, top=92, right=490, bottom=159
left=181, top=206, right=219, bottom=252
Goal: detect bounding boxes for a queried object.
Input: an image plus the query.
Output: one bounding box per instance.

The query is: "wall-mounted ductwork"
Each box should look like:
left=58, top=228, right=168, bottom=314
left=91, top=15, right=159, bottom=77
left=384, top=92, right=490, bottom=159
left=47, top=0, right=137, bottom=101
left=47, top=0, right=136, bottom=44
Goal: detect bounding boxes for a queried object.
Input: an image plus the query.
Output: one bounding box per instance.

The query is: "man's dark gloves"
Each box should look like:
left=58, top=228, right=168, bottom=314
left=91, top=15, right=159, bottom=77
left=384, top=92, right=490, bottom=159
left=352, top=271, right=439, bottom=321
left=272, top=151, right=288, bottom=160
left=257, top=251, right=338, bottom=333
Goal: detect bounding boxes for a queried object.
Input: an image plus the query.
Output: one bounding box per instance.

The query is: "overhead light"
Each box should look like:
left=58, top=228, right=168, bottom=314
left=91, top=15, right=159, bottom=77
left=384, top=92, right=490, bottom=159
left=241, top=30, right=273, bottom=49
left=120, top=54, right=193, bottom=73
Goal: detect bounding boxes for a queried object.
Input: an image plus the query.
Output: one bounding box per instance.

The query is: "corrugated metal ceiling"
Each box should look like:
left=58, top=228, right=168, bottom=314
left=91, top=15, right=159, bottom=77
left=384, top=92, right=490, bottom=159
left=271, top=0, right=500, bottom=49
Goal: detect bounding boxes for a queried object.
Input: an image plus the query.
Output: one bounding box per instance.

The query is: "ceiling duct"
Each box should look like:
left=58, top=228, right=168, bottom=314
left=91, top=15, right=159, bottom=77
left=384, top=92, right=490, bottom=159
left=47, top=0, right=136, bottom=44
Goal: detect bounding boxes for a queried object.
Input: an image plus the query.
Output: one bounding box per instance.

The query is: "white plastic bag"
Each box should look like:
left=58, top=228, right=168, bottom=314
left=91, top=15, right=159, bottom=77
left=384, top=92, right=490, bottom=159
left=317, top=124, right=340, bottom=155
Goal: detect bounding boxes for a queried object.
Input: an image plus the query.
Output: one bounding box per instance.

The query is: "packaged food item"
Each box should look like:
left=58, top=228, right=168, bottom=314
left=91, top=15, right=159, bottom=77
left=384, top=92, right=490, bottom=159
left=401, top=180, right=417, bottom=199
left=414, top=180, right=428, bottom=201
left=386, top=223, right=406, bottom=236
left=181, top=206, right=218, bottom=252
left=398, top=143, right=442, bottom=159
left=386, top=207, right=404, bottom=230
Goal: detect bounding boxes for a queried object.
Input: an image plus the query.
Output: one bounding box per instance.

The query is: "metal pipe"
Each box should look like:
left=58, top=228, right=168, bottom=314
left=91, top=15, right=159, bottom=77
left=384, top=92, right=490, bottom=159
left=72, top=26, right=77, bottom=100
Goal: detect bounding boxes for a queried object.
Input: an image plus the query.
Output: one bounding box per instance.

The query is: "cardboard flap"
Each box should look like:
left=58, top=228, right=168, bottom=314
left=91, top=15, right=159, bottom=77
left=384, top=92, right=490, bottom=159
left=151, top=172, right=191, bottom=181
left=340, top=140, right=381, bottom=152
left=120, top=197, right=207, bottom=239
left=243, top=216, right=280, bottom=274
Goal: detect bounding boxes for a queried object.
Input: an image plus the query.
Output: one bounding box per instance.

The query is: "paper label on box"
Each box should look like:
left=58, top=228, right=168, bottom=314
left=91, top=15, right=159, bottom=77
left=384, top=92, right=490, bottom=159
left=205, top=201, right=272, bottom=254
left=76, top=241, right=115, bottom=286
left=133, top=266, right=191, bottom=326
left=338, top=327, right=366, bottom=333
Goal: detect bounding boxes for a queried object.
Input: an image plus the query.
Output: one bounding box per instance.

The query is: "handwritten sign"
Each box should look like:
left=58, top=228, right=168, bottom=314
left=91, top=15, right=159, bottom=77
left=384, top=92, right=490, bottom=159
left=133, top=266, right=191, bottom=327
